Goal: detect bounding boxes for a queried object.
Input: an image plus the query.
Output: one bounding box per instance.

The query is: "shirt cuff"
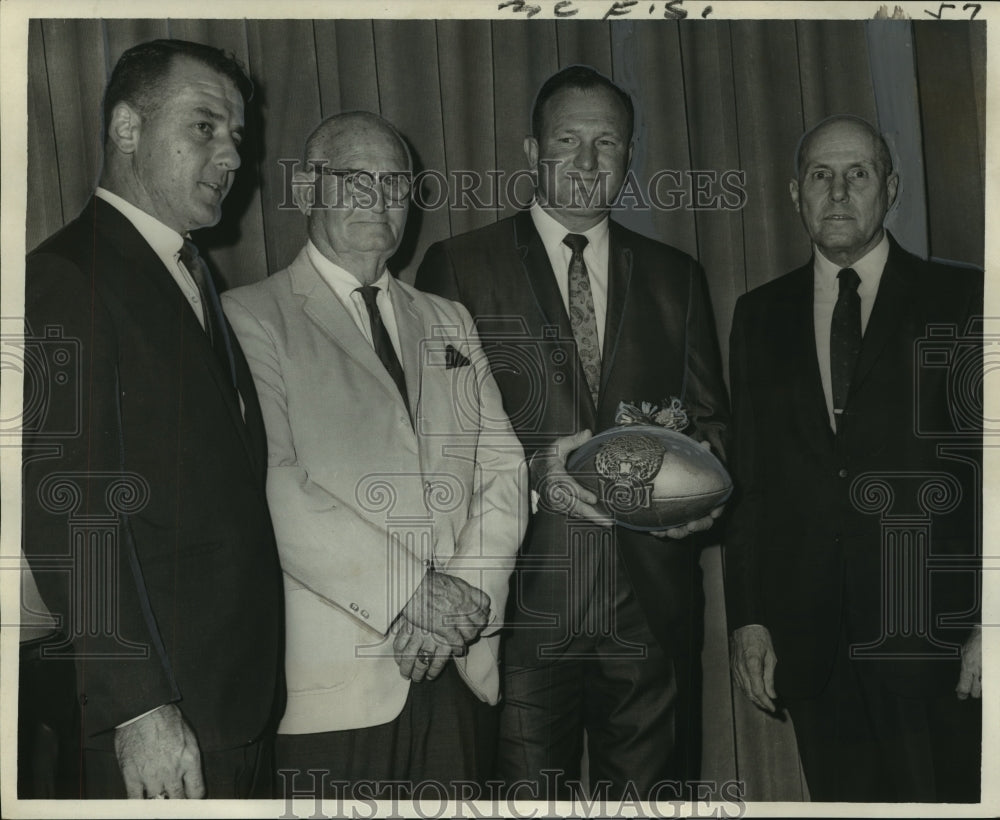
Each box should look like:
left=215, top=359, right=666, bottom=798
left=116, top=703, right=168, bottom=729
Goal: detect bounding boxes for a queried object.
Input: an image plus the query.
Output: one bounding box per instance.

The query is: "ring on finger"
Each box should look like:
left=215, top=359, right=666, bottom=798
left=416, top=648, right=432, bottom=665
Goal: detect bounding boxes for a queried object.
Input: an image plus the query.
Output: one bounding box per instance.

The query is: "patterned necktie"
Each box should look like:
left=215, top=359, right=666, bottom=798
left=563, top=233, right=601, bottom=407
left=830, top=267, right=862, bottom=428
left=355, top=285, right=411, bottom=417
left=179, top=239, right=237, bottom=389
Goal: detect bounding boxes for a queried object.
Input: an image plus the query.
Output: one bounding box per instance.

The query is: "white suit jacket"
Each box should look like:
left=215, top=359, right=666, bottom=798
left=223, top=247, right=527, bottom=734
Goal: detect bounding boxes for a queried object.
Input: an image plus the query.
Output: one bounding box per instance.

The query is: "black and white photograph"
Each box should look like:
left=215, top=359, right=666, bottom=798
left=0, top=0, right=992, bottom=817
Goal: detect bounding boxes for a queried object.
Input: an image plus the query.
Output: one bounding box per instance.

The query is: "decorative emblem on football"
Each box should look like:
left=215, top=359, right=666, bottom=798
left=566, top=400, right=732, bottom=531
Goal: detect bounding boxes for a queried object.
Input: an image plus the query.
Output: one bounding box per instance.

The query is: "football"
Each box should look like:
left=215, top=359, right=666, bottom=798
left=566, top=424, right=732, bottom=532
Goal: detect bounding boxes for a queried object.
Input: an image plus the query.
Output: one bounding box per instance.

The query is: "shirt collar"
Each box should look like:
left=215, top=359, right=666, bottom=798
left=95, top=187, right=185, bottom=262
left=813, top=232, right=890, bottom=291
left=306, top=240, right=392, bottom=294
left=530, top=200, right=609, bottom=261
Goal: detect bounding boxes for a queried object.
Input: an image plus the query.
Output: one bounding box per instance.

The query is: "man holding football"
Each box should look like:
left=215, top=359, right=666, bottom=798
left=416, top=64, right=729, bottom=799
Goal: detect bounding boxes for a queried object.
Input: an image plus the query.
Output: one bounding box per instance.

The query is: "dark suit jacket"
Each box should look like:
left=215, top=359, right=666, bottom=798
left=416, top=210, right=729, bottom=662
left=22, top=197, right=285, bottom=751
left=725, top=235, right=982, bottom=699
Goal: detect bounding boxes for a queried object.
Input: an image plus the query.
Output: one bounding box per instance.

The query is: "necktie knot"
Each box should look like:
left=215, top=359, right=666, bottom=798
left=356, top=284, right=380, bottom=310
left=562, top=233, right=589, bottom=255
left=838, top=267, right=861, bottom=294
left=179, top=238, right=202, bottom=272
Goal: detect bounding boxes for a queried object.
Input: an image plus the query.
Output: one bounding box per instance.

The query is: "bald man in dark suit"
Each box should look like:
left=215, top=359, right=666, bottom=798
left=726, top=115, right=982, bottom=802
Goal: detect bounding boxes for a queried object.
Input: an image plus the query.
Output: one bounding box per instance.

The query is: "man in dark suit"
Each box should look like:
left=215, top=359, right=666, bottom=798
left=22, top=39, right=285, bottom=799
left=726, top=115, right=982, bottom=802
left=416, top=65, right=729, bottom=798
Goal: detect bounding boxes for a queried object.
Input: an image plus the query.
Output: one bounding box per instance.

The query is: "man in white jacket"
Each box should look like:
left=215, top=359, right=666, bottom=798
left=223, top=111, right=527, bottom=799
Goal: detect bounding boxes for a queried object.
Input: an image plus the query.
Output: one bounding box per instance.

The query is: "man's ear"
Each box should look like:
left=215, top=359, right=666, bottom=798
left=886, top=171, right=899, bottom=210
left=523, top=136, right=538, bottom=172
left=789, top=179, right=800, bottom=213
left=291, top=169, right=316, bottom=216
left=107, top=102, right=142, bottom=155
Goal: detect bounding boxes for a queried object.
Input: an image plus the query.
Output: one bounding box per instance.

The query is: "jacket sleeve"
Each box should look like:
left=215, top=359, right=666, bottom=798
left=22, top=252, right=180, bottom=736
left=683, top=260, right=731, bottom=462
left=722, top=295, right=764, bottom=631
left=440, top=302, right=528, bottom=634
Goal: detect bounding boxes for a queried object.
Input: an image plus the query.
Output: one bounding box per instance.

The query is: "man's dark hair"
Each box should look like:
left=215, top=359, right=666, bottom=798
left=531, top=65, right=634, bottom=142
left=102, top=39, right=253, bottom=141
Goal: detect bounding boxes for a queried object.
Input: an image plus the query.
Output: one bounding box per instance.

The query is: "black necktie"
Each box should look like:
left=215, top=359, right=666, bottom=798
left=830, top=267, right=862, bottom=427
left=355, top=285, right=410, bottom=417
left=562, top=233, right=602, bottom=407
left=179, top=239, right=237, bottom=389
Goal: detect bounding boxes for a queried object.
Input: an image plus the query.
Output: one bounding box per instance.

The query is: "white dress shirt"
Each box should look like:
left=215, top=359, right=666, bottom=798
left=95, top=188, right=206, bottom=331
left=305, top=240, right=404, bottom=361
left=530, top=201, right=610, bottom=350
left=813, top=233, right=889, bottom=430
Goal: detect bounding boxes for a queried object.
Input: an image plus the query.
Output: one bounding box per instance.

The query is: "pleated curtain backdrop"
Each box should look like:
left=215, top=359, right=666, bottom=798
left=23, top=17, right=985, bottom=802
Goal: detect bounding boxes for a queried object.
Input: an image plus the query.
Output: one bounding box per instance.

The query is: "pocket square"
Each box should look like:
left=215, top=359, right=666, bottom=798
left=445, top=344, right=471, bottom=369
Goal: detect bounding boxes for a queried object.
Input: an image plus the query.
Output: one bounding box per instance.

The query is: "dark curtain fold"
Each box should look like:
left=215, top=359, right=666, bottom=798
left=914, top=21, right=986, bottom=266
left=23, top=17, right=985, bottom=802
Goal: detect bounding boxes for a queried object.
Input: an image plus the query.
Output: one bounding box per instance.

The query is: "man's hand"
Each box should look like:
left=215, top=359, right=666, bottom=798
left=730, top=624, right=778, bottom=713
left=401, top=570, right=490, bottom=653
left=114, top=704, right=205, bottom=799
left=393, top=620, right=452, bottom=682
left=956, top=624, right=982, bottom=700
left=532, top=430, right=613, bottom=525
left=652, top=503, right=725, bottom=540
left=651, top=442, right=725, bottom=539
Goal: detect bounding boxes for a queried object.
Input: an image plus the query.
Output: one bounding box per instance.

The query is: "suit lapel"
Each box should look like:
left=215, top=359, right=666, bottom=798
left=512, top=211, right=597, bottom=428
left=95, top=198, right=196, bottom=328
left=92, top=198, right=256, bottom=456
left=600, top=224, right=632, bottom=409
left=785, top=263, right=836, bottom=445
left=290, top=250, right=412, bottom=417
left=849, top=239, right=908, bottom=398
left=389, top=278, right=424, bottom=419
left=512, top=210, right=571, bottom=334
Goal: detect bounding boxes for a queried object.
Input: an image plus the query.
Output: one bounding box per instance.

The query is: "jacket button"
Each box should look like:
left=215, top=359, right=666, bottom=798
left=350, top=602, right=359, bottom=611
left=838, top=468, right=849, bottom=479
left=361, top=610, right=369, bottom=619
left=79, top=694, right=88, bottom=706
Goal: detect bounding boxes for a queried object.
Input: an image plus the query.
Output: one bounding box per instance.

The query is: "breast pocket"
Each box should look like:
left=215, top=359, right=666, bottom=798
left=418, top=354, right=481, bottom=440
